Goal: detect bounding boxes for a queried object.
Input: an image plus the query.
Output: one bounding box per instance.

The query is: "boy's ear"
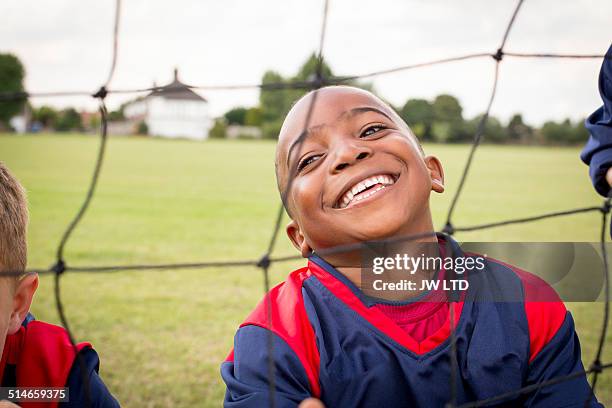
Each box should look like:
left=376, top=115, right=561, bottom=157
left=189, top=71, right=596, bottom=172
left=7, top=274, right=38, bottom=335
left=286, top=220, right=313, bottom=258
left=424, top=155, right=445, bottom=193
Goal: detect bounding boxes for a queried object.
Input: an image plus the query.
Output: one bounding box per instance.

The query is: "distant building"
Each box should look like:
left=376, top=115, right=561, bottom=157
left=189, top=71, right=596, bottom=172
left=124, top=68, right=212, bottom=140
left=9, top=115, right=27, bottom=133
left=8, top=104, right=31, bottom=134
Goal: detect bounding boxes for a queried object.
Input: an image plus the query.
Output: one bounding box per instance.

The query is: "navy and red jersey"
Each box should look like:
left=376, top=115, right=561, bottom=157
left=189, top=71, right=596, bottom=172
left=0, top=314, right=120, bottom=408
left=221, top=237, right=601, bottom=407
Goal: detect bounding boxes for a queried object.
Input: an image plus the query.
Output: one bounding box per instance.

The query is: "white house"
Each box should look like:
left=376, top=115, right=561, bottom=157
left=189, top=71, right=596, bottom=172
left=124, top=69, right=212, bottom=140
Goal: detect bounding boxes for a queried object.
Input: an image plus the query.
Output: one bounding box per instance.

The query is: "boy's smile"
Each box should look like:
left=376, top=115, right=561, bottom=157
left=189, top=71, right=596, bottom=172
left=276, top=86, right=444, bottom=265
left=335, top=173, right=397, bottom=209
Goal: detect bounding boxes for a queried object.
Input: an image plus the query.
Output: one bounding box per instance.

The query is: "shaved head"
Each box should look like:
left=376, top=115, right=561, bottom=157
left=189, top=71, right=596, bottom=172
left=275, top=85, right=422, bottom=215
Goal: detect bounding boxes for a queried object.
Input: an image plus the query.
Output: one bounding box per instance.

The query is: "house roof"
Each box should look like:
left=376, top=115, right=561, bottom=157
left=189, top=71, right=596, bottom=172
left=147, top=68, right=207, bottom=102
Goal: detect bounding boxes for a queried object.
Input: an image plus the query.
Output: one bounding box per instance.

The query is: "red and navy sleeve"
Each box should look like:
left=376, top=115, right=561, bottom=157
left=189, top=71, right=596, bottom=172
left=221, top=325, right=313, bottom=407
left=62, top=347, right=120, bottom=408
left=524, top=312, right=602, bottom=407
left=221, top=270, right=320, bottom=407
left=581, top=43, right=612, bottom=197
left=516, top=270, right=603, bottom=407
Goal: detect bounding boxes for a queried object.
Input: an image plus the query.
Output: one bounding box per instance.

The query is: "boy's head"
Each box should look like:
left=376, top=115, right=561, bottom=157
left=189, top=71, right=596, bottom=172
left=275, top=86, right=445, bottom=263
left=0, top=162, right=38, bottom=353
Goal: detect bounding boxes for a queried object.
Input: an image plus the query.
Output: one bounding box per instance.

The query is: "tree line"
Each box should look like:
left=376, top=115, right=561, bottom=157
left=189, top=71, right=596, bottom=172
left=211, top=53, right=589, bottom=145
left=0, top=53, right=124, bottom=133
left=0, top=51, right=590, bottom=144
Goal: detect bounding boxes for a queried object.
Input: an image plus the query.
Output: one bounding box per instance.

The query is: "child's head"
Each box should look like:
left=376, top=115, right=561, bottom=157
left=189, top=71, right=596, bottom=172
left=0, top=162, right=38, bottom=352
left=275, top=86, right=445, bottom=263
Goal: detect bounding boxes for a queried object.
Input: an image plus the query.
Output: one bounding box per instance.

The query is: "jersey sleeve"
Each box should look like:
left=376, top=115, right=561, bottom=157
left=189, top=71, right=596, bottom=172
left=523, top=312, right=602, bottom=407
left=63, top=347, right=120, bottom=408
left=221, top=325, right=313, bottom=408
left=581, top=43, right=612, bottom=196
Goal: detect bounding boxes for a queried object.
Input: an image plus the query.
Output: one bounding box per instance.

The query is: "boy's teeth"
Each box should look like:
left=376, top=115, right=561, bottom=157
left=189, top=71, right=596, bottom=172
left=339, top=174, right=395, bottom=208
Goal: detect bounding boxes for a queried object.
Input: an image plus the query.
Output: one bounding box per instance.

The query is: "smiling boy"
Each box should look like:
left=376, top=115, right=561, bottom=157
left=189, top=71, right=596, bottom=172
left=221, top=86, right=600, bottom=407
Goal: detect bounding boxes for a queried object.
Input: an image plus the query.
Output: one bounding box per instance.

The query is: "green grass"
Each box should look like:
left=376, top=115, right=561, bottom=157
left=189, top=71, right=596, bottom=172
left=0, top=133, right=609, bottom=406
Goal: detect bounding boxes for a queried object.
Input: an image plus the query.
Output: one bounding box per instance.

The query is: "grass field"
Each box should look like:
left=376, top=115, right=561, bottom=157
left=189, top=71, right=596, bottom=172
left=0, top=133, right=610, bottom=406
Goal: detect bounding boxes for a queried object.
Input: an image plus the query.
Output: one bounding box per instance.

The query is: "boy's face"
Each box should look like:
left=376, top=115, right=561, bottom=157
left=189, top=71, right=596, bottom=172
left=277, top=87, right=444, bottom=262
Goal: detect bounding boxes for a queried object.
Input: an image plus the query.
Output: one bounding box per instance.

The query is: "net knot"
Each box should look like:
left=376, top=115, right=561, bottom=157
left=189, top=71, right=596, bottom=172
left=93, top=86, right=108, bottom=99
left=590, top=359, right=603, bottom=374
left=306, top=72, right=326, bottom=90
left=442, top=222, right=455, bottom=236
left=52, top=259, right=66, bottom=275
left=257, top=254, right=271, bottom=269
left=493, top=48, right=504, bottom=61
left=601, top=199, right=611, bottom=214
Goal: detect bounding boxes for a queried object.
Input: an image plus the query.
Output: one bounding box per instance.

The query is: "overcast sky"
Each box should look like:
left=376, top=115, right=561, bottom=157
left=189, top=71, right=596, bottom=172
left=1, top=0, right=611, bottom=125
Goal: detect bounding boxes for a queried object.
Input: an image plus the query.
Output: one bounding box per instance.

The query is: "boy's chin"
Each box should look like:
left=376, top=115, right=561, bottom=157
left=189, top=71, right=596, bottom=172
left=352, top=221, right=420, bottom=244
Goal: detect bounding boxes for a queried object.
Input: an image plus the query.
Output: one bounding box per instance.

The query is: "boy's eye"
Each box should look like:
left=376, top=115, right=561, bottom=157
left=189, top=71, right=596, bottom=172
left=298, top=154, right=321, bottom=172
left=360, top=124, right=387, bottom=138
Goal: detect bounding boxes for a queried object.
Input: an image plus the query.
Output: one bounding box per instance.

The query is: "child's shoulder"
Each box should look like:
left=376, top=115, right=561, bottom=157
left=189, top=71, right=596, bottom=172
left=6, top=316, right=120, bottom=406
left=8, top=315, right=92, bottom=386
left=482, top=256, right=565, bottom=303
left=242, top=266, right=313, bottom=330
left=22, top=316, right=91, bottom=353
left=479, top=256, right=568, bottom=362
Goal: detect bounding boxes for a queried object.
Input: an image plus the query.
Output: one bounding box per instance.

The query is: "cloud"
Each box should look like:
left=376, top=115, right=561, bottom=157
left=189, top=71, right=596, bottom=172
left=1, top=0, right=610, bottom=125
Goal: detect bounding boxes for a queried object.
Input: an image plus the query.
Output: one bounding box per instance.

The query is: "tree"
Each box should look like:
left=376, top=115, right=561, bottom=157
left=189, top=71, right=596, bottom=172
left=89, top=113, right=101, bottom=130
left=259, top=70, right=287, bottom=123
left=431, top=122, right=452, bottom=143
left=507, top=114, right=533, bottom=143
left=430, top=94, right=465, bottom=143
left=261, top=119, right=284, bottom=140
left=0, top=53, right=26, bottom=127
left=432, top=94, right=463, bottom=123
left=482, top=115, right=507, bottom=143
left=209, top=118, right=227, bottom=139
left=32, top=105, right=58, bottom=128
left=224, top=107, right=248, bottom=125
left=244, top=107, right=263, bottom=127
left=137, top=121, right=148, bottom=135
left=463, top=114, right=507, bottom=143
left=573, top=119, right=589, bottom=143
left=255, top=53, right=373, bottom=139
left=540, top=118, right=586, bottom=144
left=259, top=54, right=336, bottom=124
left=286, top=53, right=336, bottom=110
left=108, top=110, right=124, bottom=121
left=400, top=99, right=434, bottom=140
left=55, top=108, right=82, bottom=132
left=293, top=53, right=333, bottom=82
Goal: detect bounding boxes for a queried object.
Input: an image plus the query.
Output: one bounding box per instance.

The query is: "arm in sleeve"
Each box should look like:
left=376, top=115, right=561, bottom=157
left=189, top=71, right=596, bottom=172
left=581, top=43, right=612, bottom=196
left=221, top=325, right=313, bottom=408
left=63, top=347, right=120, bottom=408
left=523, top=312, right=602, bottom=408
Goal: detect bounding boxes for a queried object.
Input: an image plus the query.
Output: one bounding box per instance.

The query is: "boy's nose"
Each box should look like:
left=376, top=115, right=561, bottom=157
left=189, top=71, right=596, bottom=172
left=331, top=142, right=372, bottom=173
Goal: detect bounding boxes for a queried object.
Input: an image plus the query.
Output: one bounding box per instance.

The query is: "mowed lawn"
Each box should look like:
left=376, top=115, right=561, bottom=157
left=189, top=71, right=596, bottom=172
left=0, top=133, right=610, bottom=406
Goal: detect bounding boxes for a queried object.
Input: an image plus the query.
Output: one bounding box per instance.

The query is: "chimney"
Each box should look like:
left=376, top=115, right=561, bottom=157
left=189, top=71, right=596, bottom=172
left=173, top=67, right=178, bottom=81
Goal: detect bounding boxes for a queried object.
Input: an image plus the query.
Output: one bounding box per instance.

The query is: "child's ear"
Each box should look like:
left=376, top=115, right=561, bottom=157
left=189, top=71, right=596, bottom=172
left=424, top=155, right=445, bottom=193
left=7, top=274, right=38, bottom=335
left=286, top=220, right=313, bottom=258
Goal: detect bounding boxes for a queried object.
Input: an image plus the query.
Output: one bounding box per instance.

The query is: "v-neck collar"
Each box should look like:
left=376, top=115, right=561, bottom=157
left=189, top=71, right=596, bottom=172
left=307, top=235, right=469, bottom=355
